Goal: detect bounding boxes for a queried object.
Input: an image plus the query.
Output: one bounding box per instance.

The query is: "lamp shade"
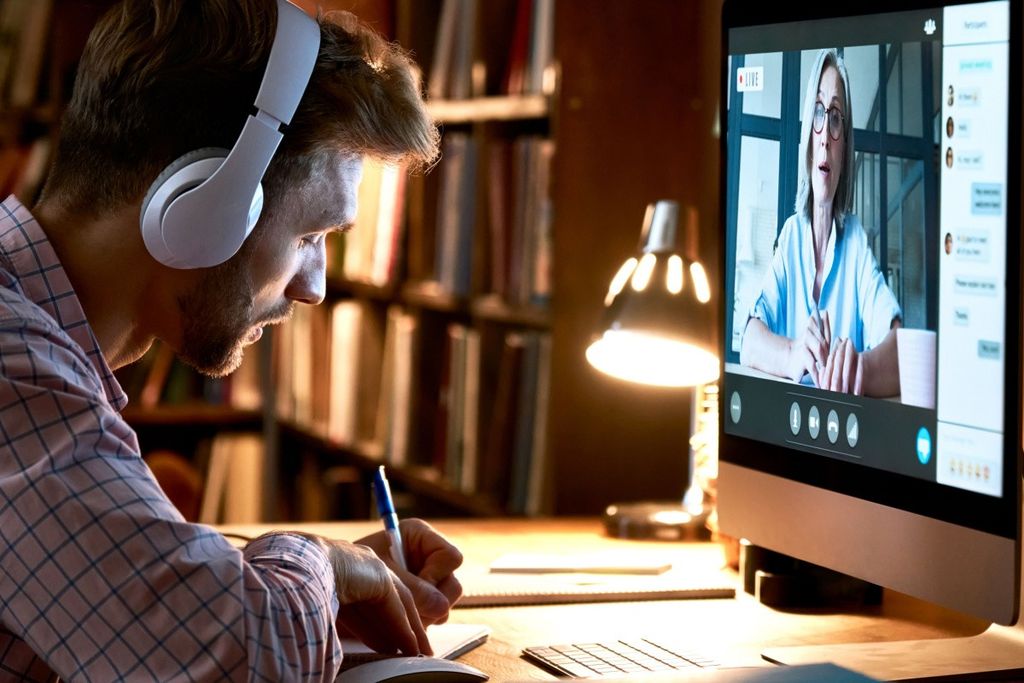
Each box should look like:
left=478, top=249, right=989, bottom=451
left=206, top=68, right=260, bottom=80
left=586, top=201, right=720, bottom=387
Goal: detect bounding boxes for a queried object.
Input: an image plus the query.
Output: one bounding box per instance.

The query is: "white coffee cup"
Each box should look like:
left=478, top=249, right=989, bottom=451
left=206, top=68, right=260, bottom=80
left=896, top=328, right=937, bottom=409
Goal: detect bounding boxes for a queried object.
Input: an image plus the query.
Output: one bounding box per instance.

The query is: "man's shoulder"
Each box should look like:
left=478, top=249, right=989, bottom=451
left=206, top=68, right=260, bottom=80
left=0, top=278, right=93, bottom=378
left=0, top=279, right=65, bottom=335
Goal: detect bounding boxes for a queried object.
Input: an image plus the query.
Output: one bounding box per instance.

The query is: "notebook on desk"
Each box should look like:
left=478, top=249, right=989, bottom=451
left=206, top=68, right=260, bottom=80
left=457, top=559, right=735, bottom=607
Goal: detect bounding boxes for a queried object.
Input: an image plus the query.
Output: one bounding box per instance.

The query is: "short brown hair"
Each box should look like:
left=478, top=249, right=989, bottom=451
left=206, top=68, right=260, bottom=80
left=40, top=0, right=439, bottom=216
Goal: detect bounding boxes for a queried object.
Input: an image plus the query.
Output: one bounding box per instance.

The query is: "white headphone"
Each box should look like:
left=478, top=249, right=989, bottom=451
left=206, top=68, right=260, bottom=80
left=140, top=0, right=320, bottom=269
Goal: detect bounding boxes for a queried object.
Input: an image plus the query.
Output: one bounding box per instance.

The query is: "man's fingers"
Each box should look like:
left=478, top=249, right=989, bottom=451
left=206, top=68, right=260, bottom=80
left=393, top=576, right=432, bottom=655
left=394, top=566, right=452, bottom=622
left=401, top=519, right=464, bottom=579
left=434, top=573, right=463, bottom=606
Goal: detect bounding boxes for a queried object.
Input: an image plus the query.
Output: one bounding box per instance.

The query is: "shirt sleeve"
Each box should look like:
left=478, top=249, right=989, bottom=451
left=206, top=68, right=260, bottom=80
left=851, top=223, right=902, bottom=350
left=748, top=216, right=793, bottom=337
left=0, top=319, right=342, bottom=681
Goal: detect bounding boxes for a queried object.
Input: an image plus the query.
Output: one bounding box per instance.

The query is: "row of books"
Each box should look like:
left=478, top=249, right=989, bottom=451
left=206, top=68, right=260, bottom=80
left=428, top=0, right=554, bottom=100
left=435, top=324, right=552, bottom=515
left=431, top=132, right=554, bottom=303
left=196, top=432, right=264, bottom=525
left=334, top=132, right=555, bottom=305
left=276, top=303, right=552, bottom=515
left=117, top=341, right=262, bottom=411
left=327, top=157, right=406, bottom=287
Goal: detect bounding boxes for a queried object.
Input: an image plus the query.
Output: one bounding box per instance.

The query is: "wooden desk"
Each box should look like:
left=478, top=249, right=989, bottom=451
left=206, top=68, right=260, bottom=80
left=218, top=518, right=988, bottom=682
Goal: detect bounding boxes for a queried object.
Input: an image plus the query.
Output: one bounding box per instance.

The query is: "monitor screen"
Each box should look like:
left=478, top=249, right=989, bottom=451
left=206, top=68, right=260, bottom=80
left=717, top=0, right=1020, bottom=652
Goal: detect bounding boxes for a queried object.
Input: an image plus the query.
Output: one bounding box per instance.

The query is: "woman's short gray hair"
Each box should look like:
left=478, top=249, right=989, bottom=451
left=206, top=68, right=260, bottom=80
left=794, top=48, right=855, bottom=227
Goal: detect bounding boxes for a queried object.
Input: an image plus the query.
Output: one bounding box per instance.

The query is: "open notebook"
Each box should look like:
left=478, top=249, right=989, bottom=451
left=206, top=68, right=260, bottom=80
left=338, top=622, right=490, bottom=672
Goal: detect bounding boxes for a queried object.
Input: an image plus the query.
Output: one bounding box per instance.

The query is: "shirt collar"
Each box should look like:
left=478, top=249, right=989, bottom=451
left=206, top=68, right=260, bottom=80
left=801, top=214, right=839, bottom=305
left=0, top=196, right=128, bottom=411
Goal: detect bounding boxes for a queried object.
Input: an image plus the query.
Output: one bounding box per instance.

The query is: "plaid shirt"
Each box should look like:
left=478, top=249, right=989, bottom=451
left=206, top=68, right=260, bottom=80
left=0, top=197, right=342, bottom=681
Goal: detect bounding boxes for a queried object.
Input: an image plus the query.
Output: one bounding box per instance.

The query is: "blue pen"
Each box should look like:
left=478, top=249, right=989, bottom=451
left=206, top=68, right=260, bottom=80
left=373, top=465, right=408, bottom=572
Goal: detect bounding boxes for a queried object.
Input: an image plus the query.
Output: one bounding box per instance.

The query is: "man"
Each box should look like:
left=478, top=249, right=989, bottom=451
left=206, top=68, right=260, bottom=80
left=0, top=1, right=459, bottom=679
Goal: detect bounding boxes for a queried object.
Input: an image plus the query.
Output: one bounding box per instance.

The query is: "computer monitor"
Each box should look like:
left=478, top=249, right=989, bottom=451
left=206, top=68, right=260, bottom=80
left=718, top=0, right=1022, bottom=678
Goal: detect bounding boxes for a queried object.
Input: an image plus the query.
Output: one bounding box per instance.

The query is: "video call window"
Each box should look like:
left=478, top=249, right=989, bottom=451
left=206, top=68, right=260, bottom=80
left=722, top=3, right=1010, bottom=499
left=725, top=43, right=940, bottom=363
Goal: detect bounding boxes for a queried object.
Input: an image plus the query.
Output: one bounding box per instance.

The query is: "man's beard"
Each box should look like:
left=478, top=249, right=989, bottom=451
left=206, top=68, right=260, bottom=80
left=176, top=254, right=291, bottom=378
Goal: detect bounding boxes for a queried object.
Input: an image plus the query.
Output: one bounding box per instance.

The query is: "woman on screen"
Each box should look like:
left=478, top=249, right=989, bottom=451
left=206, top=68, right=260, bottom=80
left=739, top=48, right=902, bottom=397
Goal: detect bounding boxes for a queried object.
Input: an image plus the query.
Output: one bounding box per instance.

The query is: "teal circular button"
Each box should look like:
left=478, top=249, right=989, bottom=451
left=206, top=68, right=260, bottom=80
left=916, top=427, right=932, bottom=464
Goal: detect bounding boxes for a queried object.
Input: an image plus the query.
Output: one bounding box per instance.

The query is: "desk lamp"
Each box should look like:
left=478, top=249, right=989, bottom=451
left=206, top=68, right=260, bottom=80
left=586, top=200, right=720, bottom=540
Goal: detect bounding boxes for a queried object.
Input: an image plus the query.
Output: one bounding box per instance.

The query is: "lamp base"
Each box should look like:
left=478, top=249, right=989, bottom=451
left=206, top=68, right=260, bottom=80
left=603, top=501, right=711, bottom=541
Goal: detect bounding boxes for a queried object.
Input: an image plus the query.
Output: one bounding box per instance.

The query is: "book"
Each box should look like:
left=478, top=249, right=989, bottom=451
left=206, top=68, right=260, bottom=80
left=508, top=332, right=541, bottom=514
left=8, top=0, right=52, bottom=108
left=327, top=300, right=362, bottom=444
left=199, top=432, right=264, bottom=524
left=478, top=332, right=525, bottom=509
left=459, top=327, right=481, bottom=494
left=523, top=333, right=551, bottom=514
left=485, top=138, right=512, bottom=298
left=525, top=0, right=554, bottom=94
left=385, top=308, right=418, bottom=466
left=434, top=133, right=478, bottom=296
left=503, top=0, right=532, bottom=95
left=338, top=622, right=490, bottom=669
left=427, top=0, right=459, bottom=100
left=447, top=0, right=478, bottom=100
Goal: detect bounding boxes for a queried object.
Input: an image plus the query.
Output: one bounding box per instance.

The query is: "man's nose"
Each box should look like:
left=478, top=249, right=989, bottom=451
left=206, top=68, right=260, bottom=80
left=285, top=248, right=326, bottom=306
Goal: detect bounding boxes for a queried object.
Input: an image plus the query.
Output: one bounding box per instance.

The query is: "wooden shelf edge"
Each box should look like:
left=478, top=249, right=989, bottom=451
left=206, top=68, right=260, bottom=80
left=471, top=294, right=551, bottom=328
left=401, top=280, right=467, bottom=312
left=426, top=93, right=550, bottom=123
left=278, top=421, right=501, bottom=516
left=326, top=276, right=399, bottom=302
left=121, top=404, right=262, bottom=428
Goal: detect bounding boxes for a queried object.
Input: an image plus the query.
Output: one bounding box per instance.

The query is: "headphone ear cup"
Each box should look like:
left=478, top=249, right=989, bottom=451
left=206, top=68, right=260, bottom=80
left=140, top=147, right=230, bottom=266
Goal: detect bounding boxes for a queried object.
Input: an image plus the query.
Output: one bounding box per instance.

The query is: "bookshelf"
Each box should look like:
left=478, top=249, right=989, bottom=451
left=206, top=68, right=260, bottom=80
left=273, top=0, right=724, bottom=520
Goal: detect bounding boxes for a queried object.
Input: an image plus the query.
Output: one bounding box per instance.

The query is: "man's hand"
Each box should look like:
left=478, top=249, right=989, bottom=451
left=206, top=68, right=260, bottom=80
left=357, top=519, right=464, bottom=626
left=321, top=538, right=432, bottom=656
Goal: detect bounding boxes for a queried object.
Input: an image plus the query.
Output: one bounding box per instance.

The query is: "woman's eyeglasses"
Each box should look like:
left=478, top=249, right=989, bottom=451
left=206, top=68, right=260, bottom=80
left=812, top=102, right=845, bottom=140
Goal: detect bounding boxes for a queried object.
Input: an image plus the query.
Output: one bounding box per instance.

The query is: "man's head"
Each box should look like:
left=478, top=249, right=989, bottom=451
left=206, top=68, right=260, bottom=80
left=39, top=0, right=438, bottom=375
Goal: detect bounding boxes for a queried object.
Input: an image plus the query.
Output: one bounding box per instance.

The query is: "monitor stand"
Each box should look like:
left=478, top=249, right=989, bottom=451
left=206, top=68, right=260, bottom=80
left=761, top=522, right=1024, bottom=681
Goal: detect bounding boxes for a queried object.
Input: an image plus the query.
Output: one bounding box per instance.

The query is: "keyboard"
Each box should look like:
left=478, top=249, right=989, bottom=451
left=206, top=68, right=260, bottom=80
left=523, top=638, right=721, bottom=678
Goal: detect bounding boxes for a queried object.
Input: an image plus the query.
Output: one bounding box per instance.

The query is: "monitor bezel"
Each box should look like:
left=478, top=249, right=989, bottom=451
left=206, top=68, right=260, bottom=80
left=717, top=0, right=1022, bottom=541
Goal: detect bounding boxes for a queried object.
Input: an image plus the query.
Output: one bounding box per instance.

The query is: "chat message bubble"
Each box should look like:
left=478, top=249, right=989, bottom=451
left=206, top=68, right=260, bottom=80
left=960, top=57, right=994, bottom=73
left=954, top=275, right=997, bottom=296
left=955, top=119, right=972, bottom=138
left=955, top=150, right=983, bottom=169
left=955, top=229, right=991, bottom=261
left=955, top=86, right=981, bottom=107
left=978, top=339, right=1001, bottom=360
left=971, top=183, right=1003, bottom=216
left=953, top=307, right=970, bottom=326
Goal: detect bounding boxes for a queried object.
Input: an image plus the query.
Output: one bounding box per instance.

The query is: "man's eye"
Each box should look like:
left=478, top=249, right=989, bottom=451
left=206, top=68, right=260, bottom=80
left=300, top=235, right=319, bottom=247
